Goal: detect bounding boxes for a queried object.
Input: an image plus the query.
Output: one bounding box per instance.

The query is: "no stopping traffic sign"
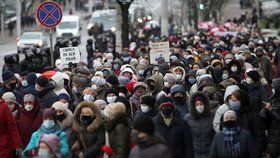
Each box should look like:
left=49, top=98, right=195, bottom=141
left=36, top=1, right=63, bottom=28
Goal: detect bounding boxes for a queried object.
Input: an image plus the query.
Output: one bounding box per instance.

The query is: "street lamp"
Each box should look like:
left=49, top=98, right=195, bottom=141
left=0, top=0, right=5, bottom=41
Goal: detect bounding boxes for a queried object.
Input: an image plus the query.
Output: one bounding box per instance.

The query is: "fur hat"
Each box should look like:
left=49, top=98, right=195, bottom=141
left=103, top=102, right=126, bottom=119
left=133, top=116, right=154, bottom=135
left=246, top=70, right=260, bottom=83
left=140, top=95, right=156, bottom=108
left=91, top=76, right=106, bottom=87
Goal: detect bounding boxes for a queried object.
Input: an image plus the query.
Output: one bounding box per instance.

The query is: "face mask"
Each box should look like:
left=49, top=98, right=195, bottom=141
left=35, top=85, right=42, bottom=92
left=140, top=105, right=151, bottom=113
left=43, top=120, right=55, bottom=129
left=56, top=113, right=66, bottom=122
left=246, top=78, right=252, bottom=84
left=164, top=82, right=169, bottom=87
left=231, top=66, right=238, bottom=72
left=131, top=131, right=144, bottom=144
left=8, top=103, right=15, bottom=111
left=123, top=57, right=130, bottom=62
left=225, top=59, right=232, bottom=64
left=63, top=103, right=69, bottom=108
left=161, top=108, right=173, bottom=118
left=113, top=64, right=119, bottom=70
left=229, top=100, right=241, bottom=110
left=91, top=85, right=98, bottom=90
left=188, top=78, right=196, bottom=84
left=196, top=105, right=204, bottom=113
left=256, top=54, right=263, bottom=58
left=138, top=70, right=144, bottom=75
left=81, top=115, right=94, bottom=125
left=223, top=120, right=236, bottom=128
left=222, top=74, right=228, bottom=80
left=176, top=74, right=182, bottom=80
left=25, top=104, right=33, bottom=111
left=38, top=148, right=51, bottom=158
left=22, top=80, right=28, bottom=87
left=107, top=96, right=117, bottom=104
left=9, top=82, right=17, bottom=90
left=107, top=59, right=113, bottom=63
left=173, top=97, right=184, bottom=104
left=83, top=94, right=95, bottom=101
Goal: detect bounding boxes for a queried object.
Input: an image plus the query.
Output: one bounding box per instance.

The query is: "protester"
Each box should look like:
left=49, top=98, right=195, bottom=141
left=170, top=84, right=189, bottom=119
left=0, top=71, right=22, bottom=103
left=135, top=95, right=157, bottom=119
left=2, top=92, right=21, bottom=118
left=36, top=134, right=62, bottom=158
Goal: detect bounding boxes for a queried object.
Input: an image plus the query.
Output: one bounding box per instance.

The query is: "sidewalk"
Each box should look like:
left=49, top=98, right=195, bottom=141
left=0, top=29, right=17, bottom=45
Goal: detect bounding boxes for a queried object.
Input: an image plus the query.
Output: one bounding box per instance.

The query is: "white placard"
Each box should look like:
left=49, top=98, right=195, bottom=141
left=59, top=47, right=80, bottom=64
left=149, top=42, right=171, bottom=64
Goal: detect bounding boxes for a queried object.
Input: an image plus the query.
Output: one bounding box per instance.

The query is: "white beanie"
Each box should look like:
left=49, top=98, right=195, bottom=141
left=23, top=94, right=35, bottom=102
left=2, top=92, right=16, bottom=103
left=104, top=102, right=126, bottom=119
left=223, top=110, right=236, bottom=122
left=52, top=101, right=67, bottom=111
left=91, top=76, right=106, bottom=87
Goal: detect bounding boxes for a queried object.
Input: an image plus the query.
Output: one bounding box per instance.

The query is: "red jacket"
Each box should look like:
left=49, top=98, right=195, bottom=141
left=18, top=97, right=43, bottom=148
left=0, top=100, right=22, bottom=158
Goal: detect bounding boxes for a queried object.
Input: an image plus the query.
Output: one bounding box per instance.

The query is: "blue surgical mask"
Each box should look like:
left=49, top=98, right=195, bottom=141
left=222, top=74, right=228, bottom=80
left=140, top=105, right=151, bottom=113
left=229, top=100, right=241, bottom=111
left=43, top=120, right=55, bottom=129
left=22, top=80, right=28, bottom=87
left=188, top=77, right=196, bottom=84
left=138, top=70, right=144, bottom=75
left=38, top=148, right=51, bottom=158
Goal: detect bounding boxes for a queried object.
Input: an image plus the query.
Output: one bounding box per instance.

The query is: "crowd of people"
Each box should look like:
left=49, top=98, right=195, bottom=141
left=1, top=12, right=280, bottom=158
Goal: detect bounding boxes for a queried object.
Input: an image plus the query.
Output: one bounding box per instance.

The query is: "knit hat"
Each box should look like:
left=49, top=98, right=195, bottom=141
left=23, top=94, right=35, bottom=102
left=121, top=67, right=134, bottom=75
left=27, top=73, right=37, bottom=85
left=194, top=96, right=203, bottom=103
left=2, top=92, right=16, bottom=103
left=196, top=69, right=206, bottom=77
left=94, top=99, right=107, bottom=110
left=133, top=115, right=155, bottom=135
left=57, top=93, right=70, bottom=102
left=246, top=70, right=260, bottom=83
left=103, top=102, right=126, bottom=119
left=163, top=73, right=177, bottom=83
left=211, top=59, right=222, bottom=67
left=159, top=97, right=173, bottom=110
left=94, top=71, right=104, bottom=78
left=2, top=71, right=16, bottom=83
left=52, top=101, right=67, bottom=111
left=91, top=76, right=106, bottom=87
left=139, top=59, right=149, bottom=67
left=105, top=88, right=119, bottom=98
left=133, top=82, right=147, bottom=91
left=141, top=96, right=156, bottom=108
left=106, top=75, right=119, bottom=86
left=43, top=108, right=57, bottom=120
left=255, top=46, right=264, bottom=54
left=126, top=80, right=136, bottom=94
left=39, top=134, right=61, bottom=158
left=223, top=110, right=236, bottom=122
left=118, top=76, right=130, bottom=86
left=36, top=76, right=49, bottom=87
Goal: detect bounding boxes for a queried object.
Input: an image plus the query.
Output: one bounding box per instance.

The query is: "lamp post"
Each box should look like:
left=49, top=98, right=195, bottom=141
left=0, top=0, right=5, bottom=41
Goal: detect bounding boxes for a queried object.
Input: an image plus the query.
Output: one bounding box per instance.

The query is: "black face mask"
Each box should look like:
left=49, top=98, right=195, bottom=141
left=56, top=113, right=66, bottom=122
left=223, top=120, right=236, bottom=128
left=9, top=82, right=17, bottom=90
left=161, top=107, right=173, bottom=118
left=256, top=54, right=263, bottom=58
left=173, top=97, right=184, bottom=104
left=81, top=115, right=95, bottom=125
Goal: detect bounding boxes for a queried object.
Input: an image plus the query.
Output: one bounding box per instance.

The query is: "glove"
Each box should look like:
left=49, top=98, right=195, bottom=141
left=102, top=145, right=113, bottom=156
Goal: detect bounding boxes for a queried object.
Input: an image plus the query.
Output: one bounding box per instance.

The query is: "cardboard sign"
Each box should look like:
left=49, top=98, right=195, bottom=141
left=149, top=42, right=171, bottom=64
left=59, top=47, right=80, bottom=64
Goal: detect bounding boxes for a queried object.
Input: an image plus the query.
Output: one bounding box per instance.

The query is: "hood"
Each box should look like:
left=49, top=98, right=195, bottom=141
left=147, top=73, right=164, bottom=95
left=73, top=101, right=103, bottom=133
left=51, top=73, right=65, bottom=90
left=189, top=92, right=211, bottom=118
left=228, top=60, right=242, bottom=74
left=224, top=85, right=240, bottom=102
left=172, top=66, right=186, bottom=82
left=21, top=94, right=41, bottom=116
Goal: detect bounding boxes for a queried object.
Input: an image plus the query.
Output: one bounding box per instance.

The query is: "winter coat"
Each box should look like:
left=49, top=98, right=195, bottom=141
left=18, top=96, right=42, bottom=148
left=71, top=101, right=105, bottom=158
left=258, top=56, right=272, bottom=83
left=171, top=85, right=189, bottom=119
left=59, top=109, right=73, bottom=140
left=37, top=83, right=58, bottom=110
left=22, top=123, right=69, bottom=158
left=129, top=93, right=141, bottom=114
left=135, top=108, right=158, bottom=119
left=147, top=74, right=166, bottom=103
left=153, top=112, right=194, bottom=158
left=209, top=129, right=256, bottom=158
left=246, top=82, right=268, bottom=113
left=273, top=48, right=280, bottom=78
left=0, top=100, right=22, bottom=158
left=184, top=92, right=215, bottom=158
left=129, top=133, right=173, bottom=158
left=213, top=85, right=240, bottom=132
left=105, top=115, right=130, bottom=158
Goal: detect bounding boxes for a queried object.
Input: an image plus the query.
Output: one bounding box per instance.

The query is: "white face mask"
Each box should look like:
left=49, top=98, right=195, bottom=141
left=107, top=59, right=113, bottom=63
left=92, top=85, right=98, bottom=90
left=25, top=104, right=33, bottom=111
left=42, top=120, right=55, bottom=129
left=35, top=84, right=42, bottom=92
left=164, top=82, right=169, bottom=87
left=176, top=74, right=182, bottom=80
left=83, top=94, right=95, bottom=101
left=246, top=78, right=252, bottom=84
left=196, top=105, right=204, bottom=114
left=231, top=66, right=238, bottom=72
left=107, top=96, right=117, bottom=104
left=140, top=105, right=151, bottom=113
left=63, top=103, right=69, bottom=108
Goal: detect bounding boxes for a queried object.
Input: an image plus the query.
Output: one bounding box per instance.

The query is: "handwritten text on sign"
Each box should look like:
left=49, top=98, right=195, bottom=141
left=59, top=47, right=80, bottom=64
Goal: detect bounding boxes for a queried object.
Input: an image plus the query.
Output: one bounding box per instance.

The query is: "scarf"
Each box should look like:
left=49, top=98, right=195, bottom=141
left=222, top=127, right=241, bottom=158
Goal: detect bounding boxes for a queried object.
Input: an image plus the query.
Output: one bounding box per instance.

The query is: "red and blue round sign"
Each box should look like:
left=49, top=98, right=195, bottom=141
left=36, top=1, right=63, bottom=28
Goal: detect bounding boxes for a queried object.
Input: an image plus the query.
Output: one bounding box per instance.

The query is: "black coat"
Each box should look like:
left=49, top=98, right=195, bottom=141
left=134, top=108, right=158, bottom=120
left=246, top=82, right=268, bottom=113
left=153, top=112, right=194, bottom=158
left=0, top=87, right=22, bottom=105
left=209, top=129, right=256, bottom=158
left=37, top=83, right=57, bottom=110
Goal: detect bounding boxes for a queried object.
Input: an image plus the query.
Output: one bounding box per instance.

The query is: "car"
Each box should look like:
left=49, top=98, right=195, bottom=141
left=56, top=15, right=81, bottom=42
left=17, top=32, right=47, bottom=53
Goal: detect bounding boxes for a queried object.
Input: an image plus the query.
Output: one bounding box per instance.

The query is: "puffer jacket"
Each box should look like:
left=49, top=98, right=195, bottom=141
left=71, top=101, right=105, bottom=158
left=37, top=83, right=58, bottom=110
left=105, top=114, right=130, bottom=158
left=184, top=92, right=215, bottom=158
